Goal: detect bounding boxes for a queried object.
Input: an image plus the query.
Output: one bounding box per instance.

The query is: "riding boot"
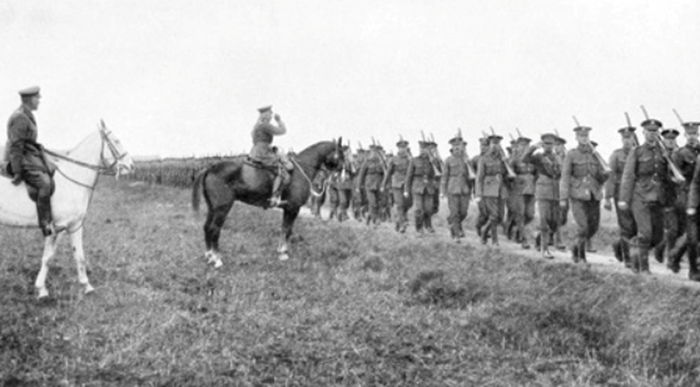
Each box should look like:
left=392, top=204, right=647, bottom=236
left=613, top=240, right=622, bottom=262
left=36, top=198, right=54, bottom=237
left=270, top=175, right=287, bottom=207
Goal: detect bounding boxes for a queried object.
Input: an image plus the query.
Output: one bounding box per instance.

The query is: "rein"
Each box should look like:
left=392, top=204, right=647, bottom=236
left=290, top=156, right=327, bottom=198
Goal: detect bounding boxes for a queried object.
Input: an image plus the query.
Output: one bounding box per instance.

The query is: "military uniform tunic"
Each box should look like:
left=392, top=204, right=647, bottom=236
left=560, top=144, right=609, bottom=254
left=405, top=154, right=436, bottom=231
left=475, top=152, right=507, bottom=224
left=509, top=153, right=537, bottom=243
left=358, top=157, right=385, bottom=224
left=619, top=142, right=675, bottom=258
left=441, top=153, right=472, bottom=237
left=384, top=153, right=413, bottom=230
left=523, top=147, right=561, bottom=245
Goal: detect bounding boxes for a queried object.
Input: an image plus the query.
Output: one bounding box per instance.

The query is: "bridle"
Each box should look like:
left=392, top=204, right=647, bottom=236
left=44, top=129, right=129, bottom=190
left=289, top=143, right=344, bottom=198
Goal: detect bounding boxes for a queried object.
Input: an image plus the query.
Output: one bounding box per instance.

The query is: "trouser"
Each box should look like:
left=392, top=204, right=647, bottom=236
left=413, top=192, right=435, bottom=231
left=537, top=199, right=560, bottom=249
left=336, top=188, right=352, bottom=221
left=481, top=196, right=504, bottom=244
left=447, top=193, right=470, bottom=238
left=475, top=199, right=489, bottom=236
left=23, top=169, right=54, bottom=236
left=328, top=186, right=339, bottom=219
left=613, top=200, right=637, bottom=266
left=512, top=194, right=535, bottom=243
left=663, top=203, right=686, bottom=259
left=352, top=187, right=367, bottom=220
left=630, top=200, right=665, bottom=273
left=684, top=213, right=700, bottom=278
left=366, top=188, right=381, bottom=224
left=570, top=199, right=601, bottom=261
left=392, top=188, right=412, bottom=230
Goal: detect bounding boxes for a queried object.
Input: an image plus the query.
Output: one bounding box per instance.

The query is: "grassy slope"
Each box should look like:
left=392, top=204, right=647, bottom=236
left=1, top=179, right=699, bottom=386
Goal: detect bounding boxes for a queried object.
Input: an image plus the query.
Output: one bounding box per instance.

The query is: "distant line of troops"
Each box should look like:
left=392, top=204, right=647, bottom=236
left=309, top=117, right=700, bottom=282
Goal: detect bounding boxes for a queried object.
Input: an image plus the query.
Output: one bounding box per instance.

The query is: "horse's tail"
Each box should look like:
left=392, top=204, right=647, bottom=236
left=192, top=169, right=208, bottom=213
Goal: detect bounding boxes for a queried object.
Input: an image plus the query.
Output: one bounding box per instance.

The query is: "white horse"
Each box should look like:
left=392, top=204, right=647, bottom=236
left=0, top=121, right=133, bottom=298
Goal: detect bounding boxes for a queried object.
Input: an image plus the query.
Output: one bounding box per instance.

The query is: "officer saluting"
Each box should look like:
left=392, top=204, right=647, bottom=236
left=4, top=86, right=55, bottom=236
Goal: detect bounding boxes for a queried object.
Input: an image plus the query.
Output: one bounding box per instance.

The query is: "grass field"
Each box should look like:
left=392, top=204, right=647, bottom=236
left=2, top=178, right=700, bottom=386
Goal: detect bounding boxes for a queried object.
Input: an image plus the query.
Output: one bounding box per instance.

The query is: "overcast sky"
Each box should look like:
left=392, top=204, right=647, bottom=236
left=1, top=0, right=699, bottom=158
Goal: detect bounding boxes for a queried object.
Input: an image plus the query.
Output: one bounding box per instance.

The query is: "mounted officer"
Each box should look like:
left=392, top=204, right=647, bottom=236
left=249, top=105, right=293, bottom=207
left=4, top=86, right=56, bottom=237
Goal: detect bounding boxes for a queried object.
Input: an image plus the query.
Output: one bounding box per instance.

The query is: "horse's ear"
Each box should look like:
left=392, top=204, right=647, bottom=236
left=337, top=137, right=342, bottom=147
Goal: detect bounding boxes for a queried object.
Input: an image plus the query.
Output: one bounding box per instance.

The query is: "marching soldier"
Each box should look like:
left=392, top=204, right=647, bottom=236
left=441, top=133, right=473, bottom=242
left=656, top=128, right=681, bottom=263
left=475, top=133, right=510, bottom=245
left=4, top=86, right=56, bottom=236
left=509, top=135, right=537, bottom=248
left=523, top=133, right=562, bottom=258
left=327, top=144, right=355, bottom=222
left=603, top=126, right=638, bottom=267
left=473, top=137, right=491, bottom=238
left=559, top=126, right=609, bottom=263
left=619, top=119, right=682, bottom=273
left=668, top=122, right=700, bottom=272
left=381, top=137, right=413, bottom=233
left=351, top=148, right=368, bottom=221
left=427, top=139, right=443, bottom=231
left=552, top=135, right=569, bottom=250
left=405, top=140, right=437, bottom=234
left=357, top=144, right=386, bottom=226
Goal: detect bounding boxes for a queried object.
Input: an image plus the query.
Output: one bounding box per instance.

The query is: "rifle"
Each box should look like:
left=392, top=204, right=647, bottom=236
left=640, top=105, right=685, bottom=183
left=572, top=116, right=610, bottom=173
left=624, top=112, right=639, bottom=147
left=673, top=109, right=685, bottom=126
left=489, top=126, right=516, bottom=178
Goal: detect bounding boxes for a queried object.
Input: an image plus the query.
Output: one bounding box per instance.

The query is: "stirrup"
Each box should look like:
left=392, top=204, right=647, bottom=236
left=269, top=197, right=287, bottom=207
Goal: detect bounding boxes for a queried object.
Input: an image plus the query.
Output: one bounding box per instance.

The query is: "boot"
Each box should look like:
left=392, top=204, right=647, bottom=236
left=639, top=246, right=651, bottom=274
left=555, top=231, right=566, bottom=251
left=629, top=242, right=640, bottom=273
left=613, top=240, right=622, bottom=262
left=689, top=255, right=700, bottom=281
left=480, top=220, right=490, bottom=244
left=490, top=222, right=499, bottom=246
left=621, top=240, right=632, bottom=268
left=534, top=233, right=541, bottom=250
left=571, top=244, right=579, bottom=263
left=578, top=241, right=587, bottom=263
left=654, top=240, right=665, bottom=263
left=586, top=239, right=596, bottom=253
left=415, top=215, right=424, bottom=234
left=425, top=216, right=435, bottom=233
left=541, top=232, right=553, bottom=259
left=37, top=199, right=54, bottom=237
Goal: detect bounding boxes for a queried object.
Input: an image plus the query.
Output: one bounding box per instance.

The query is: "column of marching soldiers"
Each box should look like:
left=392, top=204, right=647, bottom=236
left=308, top=111, right=700, bottom=282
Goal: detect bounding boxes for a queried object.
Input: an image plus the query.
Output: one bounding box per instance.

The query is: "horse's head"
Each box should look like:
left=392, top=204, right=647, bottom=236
left=99, top=120, right=134, bottom=178
left=322, top=137, right=345, bottom=171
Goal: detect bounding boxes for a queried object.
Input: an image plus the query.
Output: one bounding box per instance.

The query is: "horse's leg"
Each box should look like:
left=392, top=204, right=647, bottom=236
left=35, top=232, right=62, bottom=299
left=69, top=227, right=94, bottom=294
left=278, top=207, right=300, bottom=261
left=204, top=202, right=234, bottom=268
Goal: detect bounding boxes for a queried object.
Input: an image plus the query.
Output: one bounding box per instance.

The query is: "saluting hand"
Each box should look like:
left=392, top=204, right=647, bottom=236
left=274, top=114, right=282, bottom=123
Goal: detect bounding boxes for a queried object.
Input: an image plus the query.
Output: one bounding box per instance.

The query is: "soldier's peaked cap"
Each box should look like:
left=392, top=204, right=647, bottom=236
left=488, top=134, right=503, bottom=142
left=448, top=136, right=464, bottom=146
left=541, top=133, right=557, bottom=143
left=618, top=126, right=636, bottom=134
left=18, top=86, right=40, bottom=97
left=641, top=119, right=663, bottom=130
left=573, top=126, right=591, bottom=133
left=257, top=105, right=272, bottom=113
left=661, top=128, right=680, bottom=138
left=517, top=136, right=532, bottom=143
left=554, top=136, right=567, bottom=144
left=682, top=122, right=700, bottom=132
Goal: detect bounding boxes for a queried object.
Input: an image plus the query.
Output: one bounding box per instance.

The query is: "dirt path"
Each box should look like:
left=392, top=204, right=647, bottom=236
left=298, top=205, right=700, bottom=288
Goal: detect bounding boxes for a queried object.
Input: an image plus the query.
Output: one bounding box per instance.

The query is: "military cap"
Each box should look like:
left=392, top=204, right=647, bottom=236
left=418, top=140, right=430, bottom=148
left=396, top=138, right=409, bottom=147
left=369, top=144, right=384, bottom=152
left=541, top=133, right=557, bottom=143
left=517, top=136, right=532, bottom=143
left=488, top=134, right=503, bottom=143
left=591, top=141, right=598, bottom=147
left=682, top=122, right=700, bottom=134
left=661, top=128, right=680, bottom=139
left=554, top=136, right=567, bottom=145
left=448, top=136, right=464, bottom=146
left=573, top=126, right=592, bottom=133
left=341, top=145, right=350, bottom=151
left=618, top=126, right=636, bottom=136
left=257, top=105, right=272, bottom=113
left=641, top=119, right=663, bottom=130
left=18, top=86, right=40, bottom=97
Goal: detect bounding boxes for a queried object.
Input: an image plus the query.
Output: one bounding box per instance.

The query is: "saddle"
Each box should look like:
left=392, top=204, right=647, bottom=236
left=244, top=156, right=280, bottom=173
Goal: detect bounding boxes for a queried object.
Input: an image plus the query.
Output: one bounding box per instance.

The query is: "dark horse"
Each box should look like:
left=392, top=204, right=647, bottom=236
left=192, top=138, right=344, bottom=266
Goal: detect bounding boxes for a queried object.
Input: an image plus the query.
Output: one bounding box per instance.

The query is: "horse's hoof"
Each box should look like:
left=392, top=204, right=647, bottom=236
left=213, top=260, right=223, bottom=268
left=85, top=284, right=95, bottom=294
left=279, top=253, right=289, bottom=261
left=37, top=288, right=49, bottom=299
